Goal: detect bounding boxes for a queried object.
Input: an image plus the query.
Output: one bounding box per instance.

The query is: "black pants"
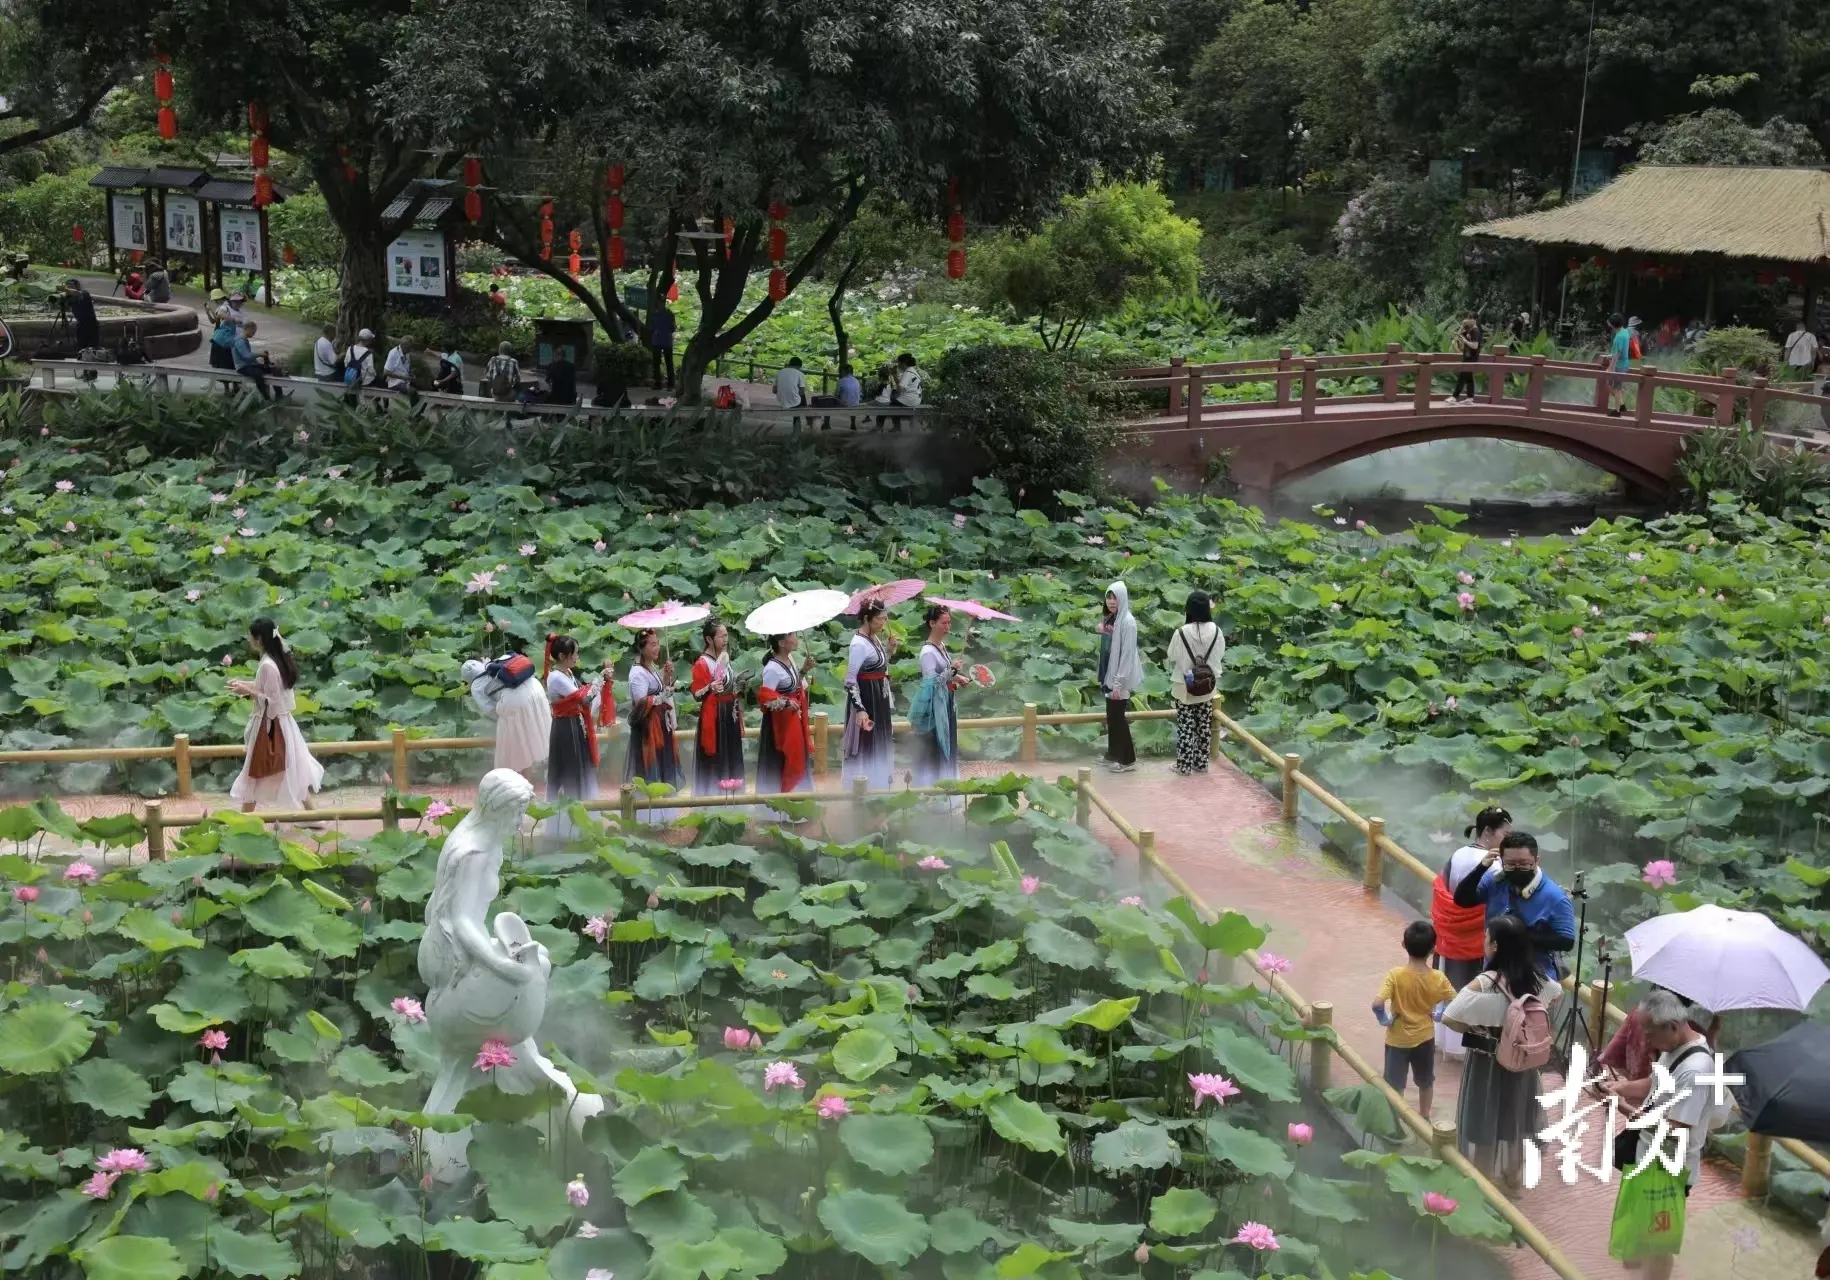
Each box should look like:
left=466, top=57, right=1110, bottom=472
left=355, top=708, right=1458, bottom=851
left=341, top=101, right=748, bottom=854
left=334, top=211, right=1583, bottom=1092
left=237, top=364, right=272, bottom=401
left=1105, top=697, right=1135, bottom=765
left=1455, top=361, right=1476, bottom=398
left=652, top=346, right=674, bottom=389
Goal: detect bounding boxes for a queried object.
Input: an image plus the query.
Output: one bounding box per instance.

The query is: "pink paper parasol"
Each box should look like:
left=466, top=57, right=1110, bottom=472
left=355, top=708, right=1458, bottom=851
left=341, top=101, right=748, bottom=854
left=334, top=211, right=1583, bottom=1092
left=927, top=596, right=1021, bottom=623
left=617, top=601, right=711, bottom=630
left=846, top=578, right=927, bottom=614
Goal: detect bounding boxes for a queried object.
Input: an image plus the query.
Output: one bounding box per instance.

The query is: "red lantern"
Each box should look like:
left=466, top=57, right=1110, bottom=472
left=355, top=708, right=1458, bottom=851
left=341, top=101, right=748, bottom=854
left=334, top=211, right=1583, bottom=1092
left=154, top=69, right=174, bottom=101
left=569, top=252, right=582, bottom=275
left=464, top=190, right=484, bottom=222
left=722, top=218, right=734, bottom=247
left=606, top=196, right=624, bottom=229
left=768, top=226, right=787, bottom=264
left=540, top=200, right=554, bottom=219
left=948, top=176, right=960, bottom=202
left=282, top=244, right=298, bottom=265
left=768, top=268, right=788, bottom=301
left=250, top=135, right=270, bottom=170
left=72, top=224, right=84, bottom=244
left=463, top=156, right=483, bottom=187
left=666, top=280, right=679, bottom=302
left=607, top=164, right=625, bottom=189
left=540, top=218, right=555, bottom=242
left=158, top=108, right=178, bottom=140
left=247, top=101, right=269, bottom=133
left=568, top=229, right=582, bottom=252
left=947, top=212, right=965, bottom=243
left=947, top=248, right=966, bottom=280
left=252, top=174, right=274, bottom=208
left=607, top=235, right=625, bottom=269
left=768, top=199, right=788, bottom=222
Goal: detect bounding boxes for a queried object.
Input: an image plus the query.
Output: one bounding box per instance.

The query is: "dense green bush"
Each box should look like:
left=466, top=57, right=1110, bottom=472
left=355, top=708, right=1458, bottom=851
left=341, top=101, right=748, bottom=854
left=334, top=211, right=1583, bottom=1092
left=1203, top=236, right=1313, bottom=330
left=592, top=340, right=651, bottom=390
left=0, top=166, right=104, bottom=269
left=263, top=191, right=342, bottom=272
left=933, top=346, right=1122, bottom=501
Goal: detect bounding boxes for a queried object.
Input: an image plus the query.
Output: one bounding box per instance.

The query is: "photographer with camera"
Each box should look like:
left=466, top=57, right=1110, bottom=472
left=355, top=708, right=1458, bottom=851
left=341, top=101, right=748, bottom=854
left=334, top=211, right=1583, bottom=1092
left=63, top=278, right=100, bottom=352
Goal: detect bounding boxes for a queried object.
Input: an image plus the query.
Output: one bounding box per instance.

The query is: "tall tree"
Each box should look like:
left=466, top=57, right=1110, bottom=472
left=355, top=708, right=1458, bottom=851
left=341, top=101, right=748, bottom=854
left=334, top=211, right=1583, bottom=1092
left=0, top=1, right=145, bottom=156
left=387, top=0, right=1170, bottom=399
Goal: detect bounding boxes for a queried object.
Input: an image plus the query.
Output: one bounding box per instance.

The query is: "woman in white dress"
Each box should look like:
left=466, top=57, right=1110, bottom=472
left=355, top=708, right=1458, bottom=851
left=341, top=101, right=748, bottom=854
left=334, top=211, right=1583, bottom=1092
left=624, top=629, right=682, bottom=823
left=543, top=634, right=612, bottom=842
left=461, top=649, right=551, bottom=778
left=756, top=633, right=817, bottom=802
left=228, top=617, right=325, bottom=812
left=841, top=601, right=895, bottom=790
left=910, top=603, right=966, bottom=787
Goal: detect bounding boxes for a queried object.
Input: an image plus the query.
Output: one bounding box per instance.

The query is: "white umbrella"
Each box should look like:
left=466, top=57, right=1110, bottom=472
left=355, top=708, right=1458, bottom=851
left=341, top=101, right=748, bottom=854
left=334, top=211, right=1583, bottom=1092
left=1624, top=903, right=1830, bottom=1012
left=742, top=589, right=851, bottom=637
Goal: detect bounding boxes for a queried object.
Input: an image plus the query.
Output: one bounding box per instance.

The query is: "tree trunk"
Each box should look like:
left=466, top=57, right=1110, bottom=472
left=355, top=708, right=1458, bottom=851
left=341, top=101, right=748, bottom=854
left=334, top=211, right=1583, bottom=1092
left=829, top=253, right=860, bottom=369
left=337, top=222, right=387, bottom=341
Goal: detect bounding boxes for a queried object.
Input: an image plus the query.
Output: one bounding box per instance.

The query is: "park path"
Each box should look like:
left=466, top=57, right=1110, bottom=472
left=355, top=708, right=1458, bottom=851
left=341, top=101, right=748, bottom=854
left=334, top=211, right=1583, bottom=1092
left=1081, top=758, right=1814, bottom=1280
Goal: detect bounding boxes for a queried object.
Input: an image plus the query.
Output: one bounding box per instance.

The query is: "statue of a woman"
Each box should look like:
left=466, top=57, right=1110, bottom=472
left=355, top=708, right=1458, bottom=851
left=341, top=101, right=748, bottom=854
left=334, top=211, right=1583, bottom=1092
left=417, top=768, right=604, bottom=1180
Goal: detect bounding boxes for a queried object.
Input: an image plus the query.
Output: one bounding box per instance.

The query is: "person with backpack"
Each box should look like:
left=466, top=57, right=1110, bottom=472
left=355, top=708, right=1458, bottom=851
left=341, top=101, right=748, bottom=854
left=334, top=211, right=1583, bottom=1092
left=1433, top=805, right=1511, bottom=1059
left=343, top=328, right=378, bottom=399
left=1442, top=913, right=1562, bottom=1188
left=1450, top=829, right=1577, bottom=978
left=484, top=341, right=521, bottom=403
left=461, top=647, right=552, bottom=778
left=1165, top=590, right=1223, bottom=775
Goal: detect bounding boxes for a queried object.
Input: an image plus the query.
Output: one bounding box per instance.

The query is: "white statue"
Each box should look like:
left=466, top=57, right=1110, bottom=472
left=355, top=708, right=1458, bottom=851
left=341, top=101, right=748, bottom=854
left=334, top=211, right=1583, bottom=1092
left=417, top=768, right=605, bottom=1181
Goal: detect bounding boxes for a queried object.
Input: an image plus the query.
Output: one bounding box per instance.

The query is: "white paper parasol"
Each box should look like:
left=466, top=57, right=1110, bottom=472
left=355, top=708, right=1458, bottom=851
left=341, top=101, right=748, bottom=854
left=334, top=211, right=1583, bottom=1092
left=1625, top=903, right=1830, bottom=1012
left=742, top=589, right=852, bottom=637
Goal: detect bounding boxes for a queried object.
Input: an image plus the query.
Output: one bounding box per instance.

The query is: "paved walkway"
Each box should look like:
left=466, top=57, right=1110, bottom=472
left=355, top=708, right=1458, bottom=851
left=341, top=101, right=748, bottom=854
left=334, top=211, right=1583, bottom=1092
left=1080, top=759, right=1819, bottom=1280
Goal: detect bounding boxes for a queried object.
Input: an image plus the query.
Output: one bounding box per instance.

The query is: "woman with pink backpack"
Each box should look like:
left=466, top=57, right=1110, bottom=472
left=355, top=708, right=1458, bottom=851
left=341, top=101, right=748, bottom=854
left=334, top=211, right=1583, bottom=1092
left=1442, top=913, right=1563, bottom=1190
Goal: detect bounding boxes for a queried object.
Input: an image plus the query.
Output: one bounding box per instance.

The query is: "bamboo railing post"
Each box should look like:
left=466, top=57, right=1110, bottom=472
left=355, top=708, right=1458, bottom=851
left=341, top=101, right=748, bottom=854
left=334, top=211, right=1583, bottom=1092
left=1209, top=706, right=1223, bottom=760
left=1431, top=1119, right=1458, bottom=1158
left=1585, top=980, right=1610, bottom=1052
left=620, top=788, right=637, bottom=823
left=379, top=793, right=398, bottom=831
left=1280, top=753, right=1301, bottom=821
left=1020, top=703, right=1039, bottom=763
left=812, top=712, right=830, bottom=777
left=145, top=799, right=165, bottom=861
left=1364, top=817, right=1385, bottom=893
left=1307, top=1002, right=1333, bottom=1092
left=1138, top=829, right=1156, bottom=866
left=172, top=733, right=193, bottom=798
left=391, top=728, right=409, bottom=790
left=1075, top=768, right=1092, bottom=829
left=1742, top=1132, right=1773, bottom=1197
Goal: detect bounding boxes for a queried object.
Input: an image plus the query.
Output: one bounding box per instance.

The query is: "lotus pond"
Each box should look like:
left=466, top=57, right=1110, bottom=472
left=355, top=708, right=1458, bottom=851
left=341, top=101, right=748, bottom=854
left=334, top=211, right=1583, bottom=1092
left=0, top=781, right=1507, bottom=1279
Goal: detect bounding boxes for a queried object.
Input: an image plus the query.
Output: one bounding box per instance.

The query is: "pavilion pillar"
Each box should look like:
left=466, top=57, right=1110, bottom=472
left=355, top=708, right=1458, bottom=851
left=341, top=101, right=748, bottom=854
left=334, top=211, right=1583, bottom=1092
left=1704, top=269, right=1717, bottom=326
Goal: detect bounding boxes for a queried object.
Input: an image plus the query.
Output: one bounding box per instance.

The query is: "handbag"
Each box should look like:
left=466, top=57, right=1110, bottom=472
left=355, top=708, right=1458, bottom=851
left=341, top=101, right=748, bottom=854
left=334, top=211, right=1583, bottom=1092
left=247, top=716, right=287, bottom=780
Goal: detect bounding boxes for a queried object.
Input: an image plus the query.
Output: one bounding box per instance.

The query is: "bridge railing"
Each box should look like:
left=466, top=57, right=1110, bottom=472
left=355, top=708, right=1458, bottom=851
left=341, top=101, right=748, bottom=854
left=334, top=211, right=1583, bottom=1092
left=1112, top=343, right=1830, bottom=446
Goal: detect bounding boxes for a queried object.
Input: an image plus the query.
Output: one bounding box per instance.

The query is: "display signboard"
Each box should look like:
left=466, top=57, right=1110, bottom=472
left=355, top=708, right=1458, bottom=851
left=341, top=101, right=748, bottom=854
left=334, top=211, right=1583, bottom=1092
left=164, top=194, right=202, bottom=255
left=219, top=209, right=262, bottom=271
left=386, top=229, right=448, bottom=297
left=111, top=194, right=150, bottom=253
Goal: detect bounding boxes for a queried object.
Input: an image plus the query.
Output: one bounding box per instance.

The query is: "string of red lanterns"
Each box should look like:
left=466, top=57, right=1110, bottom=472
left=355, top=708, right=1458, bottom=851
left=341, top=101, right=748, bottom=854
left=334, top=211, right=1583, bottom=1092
left=605, top=165, right=625, bottom=270
left=946, top=177, right=966, bottom=279
left=153, top=52, right=178, bottom=140
left=767, top=199, right=789, bottom=302
left=339, top=145, right=357, bottom=186
left=568, top=228, right=583, bottom=277
left=248, top=102, right=273, bottom=208
left=539, top=199, right=554, bottom=261
left=463, top=156, right=484, bottom=224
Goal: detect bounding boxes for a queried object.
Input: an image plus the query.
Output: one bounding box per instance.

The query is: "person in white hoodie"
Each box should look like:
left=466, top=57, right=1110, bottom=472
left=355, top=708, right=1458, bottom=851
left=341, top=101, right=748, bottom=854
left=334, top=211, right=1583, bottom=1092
left=1100, top=581, right=1144, bottom=772
left=461, top=650, right=552, bottom=779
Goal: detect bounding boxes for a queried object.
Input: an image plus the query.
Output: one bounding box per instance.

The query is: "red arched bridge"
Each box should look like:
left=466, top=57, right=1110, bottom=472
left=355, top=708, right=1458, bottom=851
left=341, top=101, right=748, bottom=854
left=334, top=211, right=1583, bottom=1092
left=1114, top=344, right=1830, bottom=502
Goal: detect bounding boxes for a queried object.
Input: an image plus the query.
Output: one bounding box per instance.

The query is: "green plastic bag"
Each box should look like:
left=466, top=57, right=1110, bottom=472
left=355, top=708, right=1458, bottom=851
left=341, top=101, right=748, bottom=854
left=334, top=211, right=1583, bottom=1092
left=1608, top=1160, right=1688, bottom=1260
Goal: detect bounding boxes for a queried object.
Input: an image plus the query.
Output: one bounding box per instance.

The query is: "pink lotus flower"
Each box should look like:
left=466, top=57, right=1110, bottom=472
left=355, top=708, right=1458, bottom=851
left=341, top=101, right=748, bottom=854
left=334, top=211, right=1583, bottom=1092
left=1288, top=1122, right=1313, bottom=1145
left=237, top=526, right=256, bottom=537
left=505, top=447, right=516, bottom=457
left=220, top=653, right=233, bottom=665
left=1571, top=626, right=1583, bottom=638
left=1423, top=1191, right=1458, bottom=1216
left=199, top=1029, right=229, bottom=1053
left=13, top=886, right=38, bottom=903
left=466, top=570, right=497, bottom=595
left=952, top=513, right=967, bottom=528
left=323, top=517, right=334, bottom=529
left=1456, top=570, right=1474, bottom=585
left=55, top=479, right=75, bottom=492
left=1196, top=968, right=1209, bottom=984
left=1445, top=696, right=1457, bottom=710
left=897, top=548, right=909, bottom=559
left=391, top=997, right=425, bottom=1023
left=1232, top=1222, right=1278, bottom=1251
left=917, top=856, right=949, bottom=870
left=723, top=1026, right=755, bottom=1050
left=1020, top=876, right=1040, bottom=895
left=63, top=861, right=98, bottom=884
left=519, top=543, right=536, bottom=556
left=186, top=589, right=202, bottom=602
left=81, top=1171, right=119, bottom=1199
left=646, top=891, right=660, bottom=909
left=1628, top=551, right=1643, bottom=562
left=425, top=800, right=454, bottom=819
left=1133, top=1244, right=1150, bottom=1264
left=95, top=1148, right=149, bottom=1175
left=817, top=1094, right=851, bottom=1119
left=474, top=1039, right=516, bottom=1070
left=594, top=539, right=606, bottom=551
left=576, top=1223, right=600, bottom=1239
left=1642, top=859, right=1678, bottom=889
left=275, top=479, right=286, bottom=490
left=1355, top=519, right=1366, bottom=529
left=63, top=521, right=75, bottom=533
left=566, top=1176, right=589, bottom=1207
left=1188, top=1072, right=1240, bottom=1107
left=1118, top=895, right=1143, bottom=906
left=583, top=916, right=609, bottom=943
left=763, top=1061, right=804, bottom=1092
left=1256, top=952, right=1291, bottom=975
left=719, top=778, right=743, bottom=792
left=1456, top=592, right=1475, bottom=611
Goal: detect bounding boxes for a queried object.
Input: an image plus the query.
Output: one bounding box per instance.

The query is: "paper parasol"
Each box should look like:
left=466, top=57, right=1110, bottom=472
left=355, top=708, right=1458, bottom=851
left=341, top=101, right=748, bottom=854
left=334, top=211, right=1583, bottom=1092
left=617, top=601, right=711, bottom=630
left=845, top=578, right=927, bottom=614
left=927, top=596, right=1021, bottom=623
left=743, top=589, right=852, bottom=636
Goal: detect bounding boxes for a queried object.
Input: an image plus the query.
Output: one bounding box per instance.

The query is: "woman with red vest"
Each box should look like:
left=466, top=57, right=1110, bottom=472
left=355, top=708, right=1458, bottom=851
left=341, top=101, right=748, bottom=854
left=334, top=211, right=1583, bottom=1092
left=1433, top=806, right=1511, bottom=1058
left=757, top=632, right=816, bottom=801
left=544, top=634, right=614, bottom=842
left=690, top=618, right=745, bottom=795
left=624, top=628, right=683, bottom=822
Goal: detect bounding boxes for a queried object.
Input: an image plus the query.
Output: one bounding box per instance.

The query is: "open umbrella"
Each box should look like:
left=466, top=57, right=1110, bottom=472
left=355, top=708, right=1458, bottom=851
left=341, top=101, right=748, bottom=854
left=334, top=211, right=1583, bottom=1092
left=617, top=601, right=711, bottom=630
left=845, top=578, right=926, bottom=614
left=927, top=596, right=1021, bottom=623
left=1727, top=1022, right=1830, bottom=1141
left=743, top=589, right=851, bottom=637
left=1625, top=903, right=1830, bottom=1012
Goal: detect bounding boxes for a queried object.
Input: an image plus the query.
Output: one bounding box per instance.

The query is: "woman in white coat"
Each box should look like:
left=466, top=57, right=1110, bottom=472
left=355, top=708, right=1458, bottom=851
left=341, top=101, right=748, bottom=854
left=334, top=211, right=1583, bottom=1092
left=228, top=617, right=325, bottom=812
left=1099, top=581, right=1144, bottom=772
left=1166, top=590, right=1223, bottom=774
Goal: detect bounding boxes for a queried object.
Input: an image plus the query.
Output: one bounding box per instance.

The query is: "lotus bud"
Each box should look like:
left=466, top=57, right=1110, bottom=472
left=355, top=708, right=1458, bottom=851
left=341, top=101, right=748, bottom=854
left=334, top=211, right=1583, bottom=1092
left=1134, top=1244, right=1150, bottom=1265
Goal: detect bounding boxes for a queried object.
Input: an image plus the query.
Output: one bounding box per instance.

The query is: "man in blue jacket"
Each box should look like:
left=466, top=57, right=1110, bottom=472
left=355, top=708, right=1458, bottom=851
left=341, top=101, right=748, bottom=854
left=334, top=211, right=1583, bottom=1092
left=1451, top=831, right=1576, bottom=978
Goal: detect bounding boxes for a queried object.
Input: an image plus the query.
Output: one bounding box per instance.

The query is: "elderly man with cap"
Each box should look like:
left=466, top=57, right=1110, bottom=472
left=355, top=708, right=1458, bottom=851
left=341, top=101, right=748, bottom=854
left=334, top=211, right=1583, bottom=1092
left=345, top=328, right=378, bottom=388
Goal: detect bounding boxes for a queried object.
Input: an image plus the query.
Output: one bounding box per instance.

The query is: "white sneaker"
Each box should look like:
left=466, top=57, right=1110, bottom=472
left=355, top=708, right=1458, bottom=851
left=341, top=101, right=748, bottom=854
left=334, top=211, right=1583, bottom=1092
left=1112, top=762, right=1137, bottom=773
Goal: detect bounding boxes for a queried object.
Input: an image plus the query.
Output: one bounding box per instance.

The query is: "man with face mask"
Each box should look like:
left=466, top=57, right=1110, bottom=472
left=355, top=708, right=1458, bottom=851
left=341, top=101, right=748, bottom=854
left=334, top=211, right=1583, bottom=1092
left=1451, top=831, right=1577, bottom=978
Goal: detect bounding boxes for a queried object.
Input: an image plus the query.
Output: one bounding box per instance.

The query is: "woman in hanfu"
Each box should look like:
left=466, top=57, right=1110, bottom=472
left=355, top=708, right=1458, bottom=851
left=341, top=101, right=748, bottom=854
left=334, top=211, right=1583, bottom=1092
left=543, top=634, right=614, bottom=841
left=690, top=618, right=745, bottom=795
left=841, top=599, right=895, bottom=789
left=910, top=603, right=968, bottom=787
left=756, top=632, right=816, bottom=800
left=624, top=628, right=683, bottom=821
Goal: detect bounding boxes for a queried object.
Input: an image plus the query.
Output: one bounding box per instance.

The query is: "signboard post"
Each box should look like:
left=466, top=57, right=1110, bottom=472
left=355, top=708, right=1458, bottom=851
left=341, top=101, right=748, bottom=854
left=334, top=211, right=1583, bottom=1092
left=164, top=194, right=203, bottom=257
left=219, top=208, right=263, bottom=278
left=110, top=193, right=150, bottom=266
left=386, top=229, right=451, bottom=301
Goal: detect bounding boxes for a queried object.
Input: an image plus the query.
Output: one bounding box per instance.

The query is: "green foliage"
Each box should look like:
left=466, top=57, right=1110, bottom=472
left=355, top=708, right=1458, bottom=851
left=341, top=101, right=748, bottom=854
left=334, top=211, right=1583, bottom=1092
left=262, top=192, right=343, bottom=273
left=1636, top=109, right=1824, bottom=166
left=932, top=346, right=1123, bottom=501
left=0, top=166, right=105, bottom=268
left=977, top=184, right=1202, bottom=351
left=592, top=341, right=651, bottom=391
left=1691, top=326, right=1781, bottom=380
left=1675, top=427, right=1830, bottom=514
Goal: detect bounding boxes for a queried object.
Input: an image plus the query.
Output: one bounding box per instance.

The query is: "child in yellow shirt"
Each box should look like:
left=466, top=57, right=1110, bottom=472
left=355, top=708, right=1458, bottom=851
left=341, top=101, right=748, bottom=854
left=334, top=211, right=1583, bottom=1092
left=1373, top=921, right=1458, bottom=1118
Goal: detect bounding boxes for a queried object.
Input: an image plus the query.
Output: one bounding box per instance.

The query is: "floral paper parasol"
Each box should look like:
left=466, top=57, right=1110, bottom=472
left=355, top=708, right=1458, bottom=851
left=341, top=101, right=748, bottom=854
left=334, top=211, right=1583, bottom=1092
left=617, top=601, right=711, bottom=629
left=927, top=596, right=1021, bottom=623
left=845, top=578, right=927, bottom=614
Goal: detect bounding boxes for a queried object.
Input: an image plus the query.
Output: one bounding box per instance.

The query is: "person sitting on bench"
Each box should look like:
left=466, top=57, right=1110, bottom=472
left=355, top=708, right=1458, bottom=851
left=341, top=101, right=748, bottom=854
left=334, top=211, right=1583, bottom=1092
left=232, top=322, right=275, bottom=401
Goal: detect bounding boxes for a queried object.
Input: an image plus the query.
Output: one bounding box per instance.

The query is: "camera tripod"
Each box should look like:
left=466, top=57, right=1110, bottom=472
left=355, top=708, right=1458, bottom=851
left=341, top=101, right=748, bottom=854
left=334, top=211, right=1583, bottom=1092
left=1553, top=869, right=1598, bottom=1070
